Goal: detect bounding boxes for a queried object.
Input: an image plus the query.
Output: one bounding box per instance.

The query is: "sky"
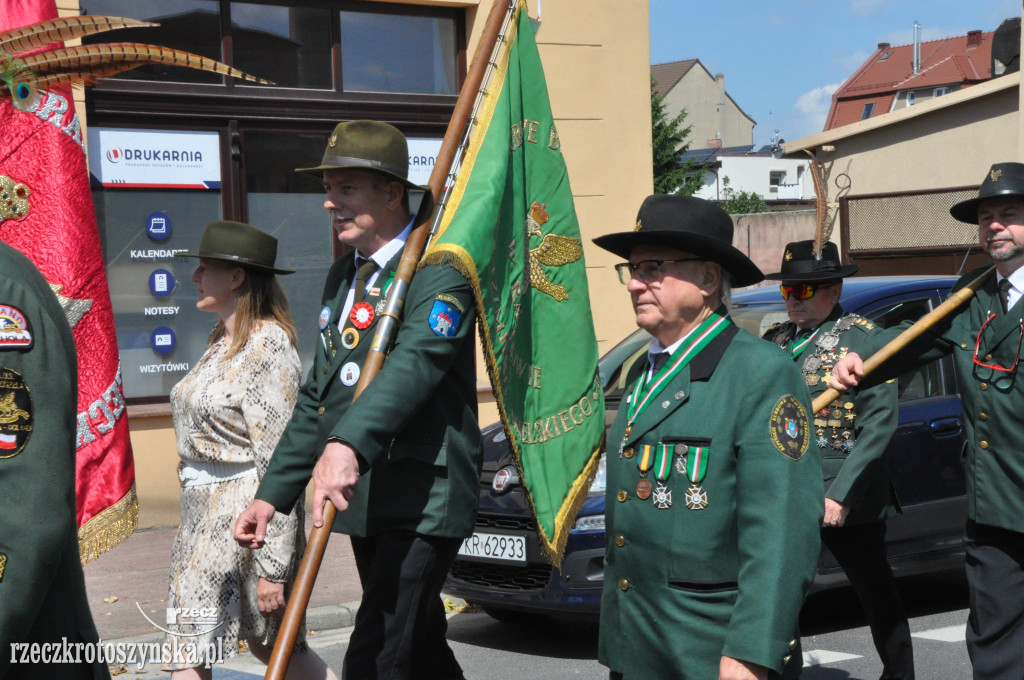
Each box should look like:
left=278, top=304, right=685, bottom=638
left=649, top=0, right=1021, bottom=149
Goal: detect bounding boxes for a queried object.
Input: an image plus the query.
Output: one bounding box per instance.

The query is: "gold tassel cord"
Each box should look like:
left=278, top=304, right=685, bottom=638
left=0, top=16, right=155, bottom=55
left=16, top=44, right=272, bottom=85
left=77, top=483, right=139, bottom=565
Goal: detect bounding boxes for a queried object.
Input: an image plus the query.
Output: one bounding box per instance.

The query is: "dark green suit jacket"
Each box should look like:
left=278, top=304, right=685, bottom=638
left=0, top=242, right=109, bottom=680
left=862, top=266, right=1024, bottom=534
left=763, top=306, right=898, bottom=524
left=598, top=323, right=822, bottom=679
left=256, top=249, right=482, bottom=538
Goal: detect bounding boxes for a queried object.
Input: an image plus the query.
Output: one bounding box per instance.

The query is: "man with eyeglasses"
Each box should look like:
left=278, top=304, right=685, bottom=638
left=593, top=195, right=822, bottom=680
left=763, top=240, right=914, bottom=680
left=831, top=162, right=1024, bottom=680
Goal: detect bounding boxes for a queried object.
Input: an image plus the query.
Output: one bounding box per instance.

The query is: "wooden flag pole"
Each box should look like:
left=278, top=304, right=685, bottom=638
left=811, top=265, right=996, bottom=413
left=263, top=2, right=517, bottom=677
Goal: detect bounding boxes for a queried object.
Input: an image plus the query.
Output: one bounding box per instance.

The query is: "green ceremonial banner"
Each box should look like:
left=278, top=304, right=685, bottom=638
left=421, top=0, right=604, bottom=566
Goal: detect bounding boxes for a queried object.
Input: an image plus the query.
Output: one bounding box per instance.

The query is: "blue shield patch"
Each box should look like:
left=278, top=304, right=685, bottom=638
left=428, top=300, right=461, bottom=337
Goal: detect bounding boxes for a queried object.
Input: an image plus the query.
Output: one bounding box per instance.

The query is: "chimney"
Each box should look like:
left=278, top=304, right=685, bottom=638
left=967, top=30, right=982, bottom=47
left=715, top=73, right=726, bottom=147
left=912, top=21, right=921, bottom=75
left=877, top=42, right=890, bottom=50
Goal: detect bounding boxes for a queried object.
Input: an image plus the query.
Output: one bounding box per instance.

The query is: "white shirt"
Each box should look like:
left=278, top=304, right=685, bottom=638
left=338, top=219, right=413, bottom=327
left=647, top=327, right=695, bottom=377
left=997, top=266, right=1024, bottom=313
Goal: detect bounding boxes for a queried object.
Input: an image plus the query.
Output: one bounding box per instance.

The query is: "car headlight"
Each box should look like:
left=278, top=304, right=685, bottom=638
left=574, top=513, right=605, bottom=532
left=589, top=451, right=607, bottom=495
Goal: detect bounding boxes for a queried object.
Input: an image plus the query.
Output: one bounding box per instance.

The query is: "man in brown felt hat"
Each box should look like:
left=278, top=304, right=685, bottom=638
left=593, top=194, right=822, bottom=680
left=763, top=241, right=914, bottom=680
left=234, top=120, right=482, bottom=680
left=831, top=162, right=1024, bottom=679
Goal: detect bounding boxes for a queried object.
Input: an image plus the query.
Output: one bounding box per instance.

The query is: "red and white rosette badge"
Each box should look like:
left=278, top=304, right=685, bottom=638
left=349, top=302, right=374, bottom=330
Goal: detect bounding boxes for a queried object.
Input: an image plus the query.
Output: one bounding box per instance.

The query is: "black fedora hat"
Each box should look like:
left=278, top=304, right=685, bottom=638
left=176, top=221, right=295, bottom=275
left=764, top=240, right=859, bottom=282
left=950, top=162, right=1024, bottom=224
left=296, top=120, right=423, bottom=193
left=592, top=194, right=764, bottom=287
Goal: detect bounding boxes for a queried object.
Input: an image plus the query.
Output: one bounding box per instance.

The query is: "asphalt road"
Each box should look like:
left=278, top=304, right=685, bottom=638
left=204, top=566, right=973, bottom=679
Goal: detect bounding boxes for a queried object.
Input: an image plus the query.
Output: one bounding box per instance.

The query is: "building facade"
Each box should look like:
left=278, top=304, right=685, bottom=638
left=58, top=0, right=652, bottom=526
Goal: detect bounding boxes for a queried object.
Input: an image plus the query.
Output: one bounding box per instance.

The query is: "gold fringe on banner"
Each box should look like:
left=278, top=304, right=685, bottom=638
left=78, top=482, right=138, bottom=564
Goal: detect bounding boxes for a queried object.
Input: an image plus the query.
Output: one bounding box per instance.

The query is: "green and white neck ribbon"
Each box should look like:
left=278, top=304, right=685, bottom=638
left=686, top=445, right=708, bottom=485
left=626, top=311, right=732, bottom=426
left=790, top=327, right=819, bottom=358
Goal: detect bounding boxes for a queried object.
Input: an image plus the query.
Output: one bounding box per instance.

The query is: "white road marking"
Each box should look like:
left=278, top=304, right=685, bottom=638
left=912, top=624, right=967, bottom=642
left=802, top=649, right=863, bottom=667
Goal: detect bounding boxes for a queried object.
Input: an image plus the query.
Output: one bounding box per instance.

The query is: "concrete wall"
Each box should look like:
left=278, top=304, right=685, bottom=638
left=732, top=209, right=818, bottom=285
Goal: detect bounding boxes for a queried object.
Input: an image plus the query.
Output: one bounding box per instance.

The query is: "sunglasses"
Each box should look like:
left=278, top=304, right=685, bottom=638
left=779, top=282, right=836, bottom=301
left=973, top=313, right=1024, bottom=374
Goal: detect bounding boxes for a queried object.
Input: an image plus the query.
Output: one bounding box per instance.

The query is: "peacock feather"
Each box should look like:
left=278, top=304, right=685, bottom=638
left=0, top=14, right=271, bottom=111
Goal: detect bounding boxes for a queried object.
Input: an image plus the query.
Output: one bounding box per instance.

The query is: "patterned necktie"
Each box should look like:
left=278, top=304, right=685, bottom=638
left=998, top=277, right=1013, bottom=313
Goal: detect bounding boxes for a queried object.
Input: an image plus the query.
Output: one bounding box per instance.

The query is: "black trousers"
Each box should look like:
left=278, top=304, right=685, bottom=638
left=964, top=521, right=1024, bottom=680
left=822, top=521, right=915, bottom=680
left=343, top=532, right=465, bottom=680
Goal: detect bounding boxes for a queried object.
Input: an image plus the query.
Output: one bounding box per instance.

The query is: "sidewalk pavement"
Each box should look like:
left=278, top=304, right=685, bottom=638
left=82, top=521, right=364, bottom=643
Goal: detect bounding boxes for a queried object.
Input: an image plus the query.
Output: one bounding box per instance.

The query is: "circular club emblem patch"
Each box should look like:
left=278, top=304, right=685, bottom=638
left=318, top=306, right=331, bottom=330
left=769, top=394, right=810, bottom=460
left=340, top=362, right=360, bottom=386
left=0, top=367, right=33, bottom=459
left=349, top=302, right=374, bottom=330
left=341, top=327, right=359, bottom=350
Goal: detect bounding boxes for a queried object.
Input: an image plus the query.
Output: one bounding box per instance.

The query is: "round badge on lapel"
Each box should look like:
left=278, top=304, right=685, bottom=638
left=341, top=327, right=359, bottom=350
left=340, top=362, right=360, bottom=386
left=318, top=306, right=331, bottom=330
left=350, top=302, right=374, bottom=330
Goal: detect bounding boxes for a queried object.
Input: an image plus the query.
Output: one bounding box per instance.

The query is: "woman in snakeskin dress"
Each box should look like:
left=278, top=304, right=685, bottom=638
left=164, top=221, right=337, bottom=680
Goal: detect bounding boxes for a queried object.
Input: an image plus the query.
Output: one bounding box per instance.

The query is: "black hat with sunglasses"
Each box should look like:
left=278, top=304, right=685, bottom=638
left=763, top=240, right=858, bottom=282
left=592, top=194, right=765, bottom=287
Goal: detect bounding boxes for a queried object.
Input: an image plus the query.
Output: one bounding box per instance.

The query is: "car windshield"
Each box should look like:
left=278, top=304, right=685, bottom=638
left=730, top=300, right=790, bottom=338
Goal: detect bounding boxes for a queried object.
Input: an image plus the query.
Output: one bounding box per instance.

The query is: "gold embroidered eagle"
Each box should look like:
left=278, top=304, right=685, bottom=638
left=0, top=14, right=269, bottom=110
left=526, top=201, right=582, bottom=302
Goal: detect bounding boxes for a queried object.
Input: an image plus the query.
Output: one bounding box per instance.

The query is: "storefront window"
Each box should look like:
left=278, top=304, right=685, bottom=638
left=243, top=130, right=336, bottom=374
left=340, top=10, right=457, bottom=94
left=94, top=189, right=223, bottom=399
left=80, top=0, right=222, bottom=84
left=231, top=3, right=333, bottom=89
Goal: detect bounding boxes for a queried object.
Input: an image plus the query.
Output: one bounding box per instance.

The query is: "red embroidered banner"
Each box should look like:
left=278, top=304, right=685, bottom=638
left=0, top=0, right=137, bottom=562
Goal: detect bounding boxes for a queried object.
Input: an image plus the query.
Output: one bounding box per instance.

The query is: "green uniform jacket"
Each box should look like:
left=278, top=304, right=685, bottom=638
left=862, top=266, right=1024, bottom=534
left=763, top=306, right=898, bottom=524
left=598, top=323, right=823, bottom=679
left=0, top=242, right=110, bottom=680
left=255, top=251, right=482, bottom=538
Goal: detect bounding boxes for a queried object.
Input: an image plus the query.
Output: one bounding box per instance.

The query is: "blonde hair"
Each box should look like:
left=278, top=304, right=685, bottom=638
left=210, top=268, right=297, bottom=358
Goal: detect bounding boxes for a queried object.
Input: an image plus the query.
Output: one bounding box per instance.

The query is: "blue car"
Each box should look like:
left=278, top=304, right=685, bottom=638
left=444, top=276, right=968, bottom=620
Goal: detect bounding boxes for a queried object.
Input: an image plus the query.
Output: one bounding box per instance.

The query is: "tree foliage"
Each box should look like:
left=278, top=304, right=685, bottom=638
left=651, top=78, right=702, bottom=195
left=718, top=176, right=769, bottom=215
